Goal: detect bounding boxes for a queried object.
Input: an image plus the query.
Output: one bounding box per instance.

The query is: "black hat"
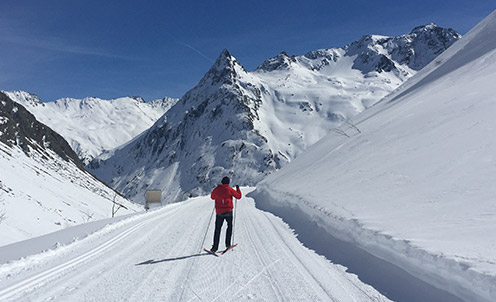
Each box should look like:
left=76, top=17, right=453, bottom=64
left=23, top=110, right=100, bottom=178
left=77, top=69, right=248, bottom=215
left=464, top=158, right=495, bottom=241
left=221, top=176, right=230, bottom=185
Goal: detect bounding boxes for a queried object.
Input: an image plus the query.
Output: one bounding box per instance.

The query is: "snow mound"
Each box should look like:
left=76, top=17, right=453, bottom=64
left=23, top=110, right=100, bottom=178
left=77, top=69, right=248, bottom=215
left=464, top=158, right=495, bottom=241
left=253, top=10, right=496, bottom=302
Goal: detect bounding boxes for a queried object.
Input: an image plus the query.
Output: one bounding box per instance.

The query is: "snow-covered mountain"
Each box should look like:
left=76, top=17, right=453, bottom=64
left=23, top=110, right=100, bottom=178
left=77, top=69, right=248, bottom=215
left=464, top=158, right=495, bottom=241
left=254, top=10, right=496, bottom=302
left=4, top=91, right=178, bottom=164
left=0, top=92, right=141, bottom=246
left=89, top=24, right=460, bottom=203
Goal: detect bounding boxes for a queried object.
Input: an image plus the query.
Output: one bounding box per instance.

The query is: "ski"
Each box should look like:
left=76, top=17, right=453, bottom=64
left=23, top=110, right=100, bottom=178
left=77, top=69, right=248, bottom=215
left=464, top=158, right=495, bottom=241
left=221, top=243, right=238, bottom=255
left=203, top=248, right=219, bottom=257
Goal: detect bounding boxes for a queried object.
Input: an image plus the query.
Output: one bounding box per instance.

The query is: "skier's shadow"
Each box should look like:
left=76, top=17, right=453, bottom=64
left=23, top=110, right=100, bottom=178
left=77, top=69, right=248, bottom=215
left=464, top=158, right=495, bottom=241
left=135, top=253, right=207, bottom=265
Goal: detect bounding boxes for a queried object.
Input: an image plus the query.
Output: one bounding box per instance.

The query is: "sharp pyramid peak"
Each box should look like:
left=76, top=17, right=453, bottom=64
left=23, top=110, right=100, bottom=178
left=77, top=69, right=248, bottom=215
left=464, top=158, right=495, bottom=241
left=211, top=48, right=244, bottom=70
left=198, top=49, right=246, bottom=86
left=219, top=48, right=233, bottom=58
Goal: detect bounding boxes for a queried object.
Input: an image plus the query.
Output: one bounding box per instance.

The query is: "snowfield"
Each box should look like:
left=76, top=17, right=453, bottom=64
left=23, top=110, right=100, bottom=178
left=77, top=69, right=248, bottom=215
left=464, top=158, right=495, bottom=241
left=0, top=142, right=140, bottom=247
left=0, top=192, right=391, bottom=302
left=253, top=10, right=496, bottom=302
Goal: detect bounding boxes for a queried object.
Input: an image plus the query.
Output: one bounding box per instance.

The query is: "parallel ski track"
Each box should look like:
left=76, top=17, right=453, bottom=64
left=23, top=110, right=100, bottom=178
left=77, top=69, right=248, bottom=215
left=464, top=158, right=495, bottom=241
left=240, top=201, right=284, bottom=301
left=255, top=205, right=386, bottom=301
left=258, top=210, right=342, bottom=301
left=0, top=194, right=391, bottom=301
left=177, top=203, right=216, bottom=301
left=0, top=207, right=178, bottom=301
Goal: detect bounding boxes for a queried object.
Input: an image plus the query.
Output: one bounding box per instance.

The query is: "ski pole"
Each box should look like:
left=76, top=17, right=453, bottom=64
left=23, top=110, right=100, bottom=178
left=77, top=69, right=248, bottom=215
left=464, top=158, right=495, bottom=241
left=199, top=205, right=215, bottom=253
left=232, top=198, right=238, bottom=244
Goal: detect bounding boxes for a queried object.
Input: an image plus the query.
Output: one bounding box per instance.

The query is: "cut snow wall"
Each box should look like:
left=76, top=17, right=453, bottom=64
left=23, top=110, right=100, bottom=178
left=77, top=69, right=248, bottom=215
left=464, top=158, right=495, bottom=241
left=251, top=186, right=495, bottom=302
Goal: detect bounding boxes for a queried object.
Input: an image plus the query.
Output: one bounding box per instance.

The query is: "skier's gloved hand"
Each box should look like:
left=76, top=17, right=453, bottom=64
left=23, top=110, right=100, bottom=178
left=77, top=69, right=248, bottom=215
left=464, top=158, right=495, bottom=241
left=236, top=185, right=240, bottom=190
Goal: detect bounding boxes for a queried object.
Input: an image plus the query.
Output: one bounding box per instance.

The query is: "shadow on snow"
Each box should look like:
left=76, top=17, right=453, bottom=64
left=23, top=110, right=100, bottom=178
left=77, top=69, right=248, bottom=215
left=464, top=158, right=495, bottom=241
left=136, top=253, right=208, bottom=265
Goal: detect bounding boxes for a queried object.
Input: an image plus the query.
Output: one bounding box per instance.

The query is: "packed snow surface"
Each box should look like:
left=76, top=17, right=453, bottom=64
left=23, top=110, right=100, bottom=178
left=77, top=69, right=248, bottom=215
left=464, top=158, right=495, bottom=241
left=0, top=191, right=390, bottom=302
left=253, top=10, right=496, bottom=302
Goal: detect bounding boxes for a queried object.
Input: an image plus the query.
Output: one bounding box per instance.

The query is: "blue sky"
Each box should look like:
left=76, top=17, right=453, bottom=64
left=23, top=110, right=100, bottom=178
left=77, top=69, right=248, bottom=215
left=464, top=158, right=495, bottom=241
left=0, top=1, right=494, bottom=102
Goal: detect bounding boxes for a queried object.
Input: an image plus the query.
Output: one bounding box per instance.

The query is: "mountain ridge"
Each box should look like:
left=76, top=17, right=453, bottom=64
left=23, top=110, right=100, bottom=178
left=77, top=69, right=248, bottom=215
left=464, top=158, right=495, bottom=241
left=4, top=91, right=179, bottom=164
left=89, top=24, right=460, bottom=203
left=0, top=92, right=83, bottom=170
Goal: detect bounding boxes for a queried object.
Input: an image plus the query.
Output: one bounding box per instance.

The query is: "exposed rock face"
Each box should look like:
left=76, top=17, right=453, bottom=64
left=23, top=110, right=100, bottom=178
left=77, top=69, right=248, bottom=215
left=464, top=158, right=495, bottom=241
left=342, top=24, right=461, bottom=74
left=89, top=25, right=461, bottom=203
left=0, top=92, right=83, bottom=170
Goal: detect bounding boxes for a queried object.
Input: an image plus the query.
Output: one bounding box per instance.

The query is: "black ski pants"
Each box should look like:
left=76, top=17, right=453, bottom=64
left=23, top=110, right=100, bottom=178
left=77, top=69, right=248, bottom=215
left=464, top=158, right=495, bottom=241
left=212, top=211, right=233, bottom=251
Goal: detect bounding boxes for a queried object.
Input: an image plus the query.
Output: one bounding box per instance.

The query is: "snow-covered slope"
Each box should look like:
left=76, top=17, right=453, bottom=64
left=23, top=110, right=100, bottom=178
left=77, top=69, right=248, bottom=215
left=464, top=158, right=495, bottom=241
left=0, top=192, right=392, bottom=301
left=253, top=10, right=496, bottom=302
left=0, top=92, right=140, bottom=246
left=90, top=24, right=460, bottom=203
left=4, top=91, right=178, bottom=164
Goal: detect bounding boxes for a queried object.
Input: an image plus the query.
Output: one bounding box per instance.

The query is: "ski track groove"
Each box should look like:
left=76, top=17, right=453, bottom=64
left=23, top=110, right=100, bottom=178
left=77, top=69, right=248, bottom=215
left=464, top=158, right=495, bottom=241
left=178, top=202, right=214, bottom=301
left=257, top=204, right=383, bottom=301
left=0, top=194, right=394, bottom=301
left=0, top=205, right=182, bottom=301
left=185, top=198, right=279, bottom=302
left=230, top=258, right=282, bottom=299
left=0, top=219, right=148, bottom=300
left=126, top=209, right=188, bottom=301
left=259, top=210, right=341, bottom=302
left=184, top=201, right=246, bottom=302
left=241, top=202, right=284, bottom=301
left=140, top=199, right=210, bottom=301
left=77, top=204, right=190, bottom=302
left=111, top=199, right=206, bottom=301
left=260, top=208, right=377, bottom=301
left=210, top=278, right=241, bottom=302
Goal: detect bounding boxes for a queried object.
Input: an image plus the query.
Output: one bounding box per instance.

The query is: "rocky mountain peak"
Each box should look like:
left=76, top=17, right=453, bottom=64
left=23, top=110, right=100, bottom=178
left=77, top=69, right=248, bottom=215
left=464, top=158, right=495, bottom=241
left=392, top=24, right=461, bottom=70
left=407, top=23, right=461, bottom=48
left=256, top=51, right=297, bottom=72
left=198, top=49, right=247, bottom=87
left=149, top=97, right=179, bottom=111
left=344, top=24, right=460, bottom=74
left=411, top=23, right=437, bottom=32
left=131, top=96, right=146, bottom=103
left=0, top=92, right=84, bottom=170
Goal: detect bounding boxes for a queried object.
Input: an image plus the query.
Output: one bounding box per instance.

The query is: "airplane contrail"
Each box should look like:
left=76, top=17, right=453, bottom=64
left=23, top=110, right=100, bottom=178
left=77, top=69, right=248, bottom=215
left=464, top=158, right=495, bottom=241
left=179, top=42, right=215, bottom=63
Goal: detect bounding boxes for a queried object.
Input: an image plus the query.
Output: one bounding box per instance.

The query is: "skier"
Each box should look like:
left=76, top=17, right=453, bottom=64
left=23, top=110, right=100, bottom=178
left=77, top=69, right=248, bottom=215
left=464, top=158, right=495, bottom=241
left=209, top=176, right=242, bottom=253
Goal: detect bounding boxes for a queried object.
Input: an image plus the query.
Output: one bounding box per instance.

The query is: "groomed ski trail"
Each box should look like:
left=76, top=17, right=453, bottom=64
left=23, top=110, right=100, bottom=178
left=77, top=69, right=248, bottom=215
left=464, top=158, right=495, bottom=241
left=0, top=189, right=389, bottom=301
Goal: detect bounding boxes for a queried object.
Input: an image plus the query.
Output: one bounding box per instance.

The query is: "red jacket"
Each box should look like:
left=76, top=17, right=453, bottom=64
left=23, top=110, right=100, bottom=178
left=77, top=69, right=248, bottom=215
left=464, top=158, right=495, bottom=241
left=211, top=184, right=242, bottom=214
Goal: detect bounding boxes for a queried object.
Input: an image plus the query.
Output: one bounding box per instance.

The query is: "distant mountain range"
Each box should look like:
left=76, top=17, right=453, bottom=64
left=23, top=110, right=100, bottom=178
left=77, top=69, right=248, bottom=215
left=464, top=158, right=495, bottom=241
left=85, top=24, right=460, bottom=203
left=0, top=92, right=140, bottom=245
left=0, top=23, right=461, bottom=243
left=4, top=91, right=178, bottom=164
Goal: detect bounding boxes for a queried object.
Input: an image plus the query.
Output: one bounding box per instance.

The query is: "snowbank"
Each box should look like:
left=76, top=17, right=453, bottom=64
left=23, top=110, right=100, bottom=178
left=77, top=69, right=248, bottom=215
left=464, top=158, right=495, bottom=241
left=252, top=10, right=496, bottom=302
left=252, top=187, right=493, bottom=302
